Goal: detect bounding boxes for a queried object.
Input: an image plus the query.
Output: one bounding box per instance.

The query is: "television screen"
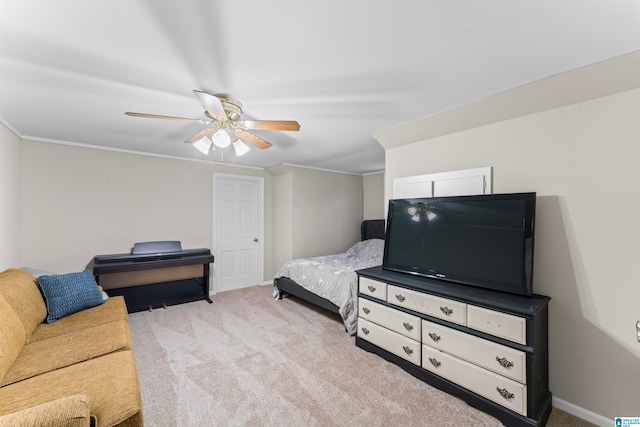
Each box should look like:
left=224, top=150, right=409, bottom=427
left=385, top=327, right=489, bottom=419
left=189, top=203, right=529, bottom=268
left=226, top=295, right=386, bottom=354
left=382, top=192, right=536, bottom=296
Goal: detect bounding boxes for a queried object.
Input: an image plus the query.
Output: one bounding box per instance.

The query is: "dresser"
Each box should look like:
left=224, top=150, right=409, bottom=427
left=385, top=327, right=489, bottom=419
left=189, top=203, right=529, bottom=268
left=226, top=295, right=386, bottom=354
left=356, top=266, right=551, bottom=427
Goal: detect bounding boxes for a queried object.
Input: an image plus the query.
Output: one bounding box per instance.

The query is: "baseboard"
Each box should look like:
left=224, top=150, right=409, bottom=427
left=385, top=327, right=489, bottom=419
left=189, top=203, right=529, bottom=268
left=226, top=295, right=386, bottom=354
left=552, top=396, right=611, bottom=427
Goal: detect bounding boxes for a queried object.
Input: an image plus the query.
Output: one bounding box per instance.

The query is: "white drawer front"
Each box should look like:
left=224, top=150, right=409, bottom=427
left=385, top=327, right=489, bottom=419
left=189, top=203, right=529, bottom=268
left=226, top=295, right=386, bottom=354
left=387, top=285, right=466, bottom=325
left=467, top=305, right=526, bottom=345
left=421, top=320, right=526, bottom=384
left=359, top=277, right=387, bottom=301
left=358, top=298, right=421, bottom=341
left=357, top=318, right=421, bottom=365
left=422, top=346, right=527, bottom=416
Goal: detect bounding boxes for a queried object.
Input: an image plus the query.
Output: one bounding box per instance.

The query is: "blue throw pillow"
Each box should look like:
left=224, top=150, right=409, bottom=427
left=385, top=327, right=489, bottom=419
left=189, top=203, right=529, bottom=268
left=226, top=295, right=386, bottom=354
left=37, top=270, right=105, bottom=323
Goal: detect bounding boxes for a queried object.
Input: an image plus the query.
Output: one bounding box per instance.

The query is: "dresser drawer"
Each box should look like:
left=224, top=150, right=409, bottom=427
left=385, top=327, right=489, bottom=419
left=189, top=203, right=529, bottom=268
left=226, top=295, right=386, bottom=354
left=421, top=320, right=526, bottom=384
left=387, top=285, right=466, bottom=325
left=467, top=305, right=526, bottom=345
left=358, top=298, right=421, bottom=341
left=359, top=277, right=387, bottom=301
left=422, top=346, right=527, bottom=416
left=358, top=318, right=421, bottom=365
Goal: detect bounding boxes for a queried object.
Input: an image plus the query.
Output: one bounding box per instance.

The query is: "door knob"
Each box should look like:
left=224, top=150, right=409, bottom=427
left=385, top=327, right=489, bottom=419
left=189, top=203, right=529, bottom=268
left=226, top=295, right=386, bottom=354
left=253, top=238, right=259, bottom=243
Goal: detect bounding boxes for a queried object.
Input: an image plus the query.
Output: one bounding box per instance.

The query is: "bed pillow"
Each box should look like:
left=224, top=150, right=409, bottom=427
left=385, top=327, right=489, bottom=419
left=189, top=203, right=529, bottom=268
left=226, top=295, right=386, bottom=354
left=20, top=266, right=55, bottom=278
left=36, top=270, right=104, bottom=323
left=346, top=238, right=385, bottom=260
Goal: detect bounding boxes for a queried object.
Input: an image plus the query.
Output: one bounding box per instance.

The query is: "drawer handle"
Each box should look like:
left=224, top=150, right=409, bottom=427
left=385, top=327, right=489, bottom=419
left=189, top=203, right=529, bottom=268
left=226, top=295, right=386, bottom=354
left=362, top=307, right=370, bottom=315
left=361, top=327, right=370, bottom=335
left=496, top=387, right=514, bottom=400
left=428, top=332, right=441, bottom=342
left=440, top=306, right=453, bottom=316
left=395, top=294, right=406, bottom=302
left=428, top=357, right=441, bottom=368
left=402, top=346, right=413, bottom=355
left=403, top=322, right=414, bottom=331
left=496, top=356, right=514, bottom=368
left=367, top=285, right=376, bottom=292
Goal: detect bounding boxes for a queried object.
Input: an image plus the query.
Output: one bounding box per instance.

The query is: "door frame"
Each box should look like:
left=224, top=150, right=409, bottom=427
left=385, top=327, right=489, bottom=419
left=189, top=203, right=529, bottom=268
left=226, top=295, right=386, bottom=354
left=212, top=173, right=264, bottom=295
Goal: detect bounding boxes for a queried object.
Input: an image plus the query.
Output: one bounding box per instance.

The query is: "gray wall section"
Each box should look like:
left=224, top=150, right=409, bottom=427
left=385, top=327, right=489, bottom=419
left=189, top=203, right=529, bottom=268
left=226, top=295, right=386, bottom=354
left=269, top=164, right=364, bottom=266
left=363, top=172, right=385, bottom=221
left=0, top=123, right=21, bottom=270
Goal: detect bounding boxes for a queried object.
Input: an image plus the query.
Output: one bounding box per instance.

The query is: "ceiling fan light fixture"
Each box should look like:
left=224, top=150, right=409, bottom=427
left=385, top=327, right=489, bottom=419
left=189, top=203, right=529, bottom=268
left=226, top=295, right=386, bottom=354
left=193, top=137, right=212, bottom=155
left=127, top=91, right=300, bottom=160
left=211, top=129, right=231, bottom=148
left=233, top=139, right=250, bottom=157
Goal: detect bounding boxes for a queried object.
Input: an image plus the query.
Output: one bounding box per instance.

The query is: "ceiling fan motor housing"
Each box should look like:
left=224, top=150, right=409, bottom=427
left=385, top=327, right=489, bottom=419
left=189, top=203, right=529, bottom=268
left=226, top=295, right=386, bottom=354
left=205, top=96, right=243, bottom=121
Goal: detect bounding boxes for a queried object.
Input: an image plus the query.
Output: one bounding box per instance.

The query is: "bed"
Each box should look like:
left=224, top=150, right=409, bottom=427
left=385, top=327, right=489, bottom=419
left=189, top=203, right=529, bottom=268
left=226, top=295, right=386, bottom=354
left=273, top=219, right=386, bottom=335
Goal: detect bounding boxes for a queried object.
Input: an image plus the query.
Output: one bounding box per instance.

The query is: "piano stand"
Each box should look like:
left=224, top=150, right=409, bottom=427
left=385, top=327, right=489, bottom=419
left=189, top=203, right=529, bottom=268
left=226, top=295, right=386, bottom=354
left=92, top=248, right=214, bottom=313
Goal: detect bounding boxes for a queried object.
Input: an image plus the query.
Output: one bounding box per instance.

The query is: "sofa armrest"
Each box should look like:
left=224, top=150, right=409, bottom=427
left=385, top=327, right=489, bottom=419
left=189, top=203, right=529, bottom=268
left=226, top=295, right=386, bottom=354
left=0, top=394, right=92, bottom=427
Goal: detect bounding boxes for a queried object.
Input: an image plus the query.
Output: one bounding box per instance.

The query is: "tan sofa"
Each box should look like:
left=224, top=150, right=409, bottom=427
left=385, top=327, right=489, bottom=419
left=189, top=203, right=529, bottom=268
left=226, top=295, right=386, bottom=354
left=0, top=268, right=143, bottom=427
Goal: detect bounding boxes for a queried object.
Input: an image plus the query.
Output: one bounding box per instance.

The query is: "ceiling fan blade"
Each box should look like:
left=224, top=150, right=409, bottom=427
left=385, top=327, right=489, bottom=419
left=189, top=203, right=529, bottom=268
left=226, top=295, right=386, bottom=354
left=234, top=129, right=273, bottom=149
left=184, top=128, right=214, bottom=144
left=193, top=90, right=228, bottom=121
left=241, top=120, right=300, bottom=131
left=125, top=112, right=202, bottom=123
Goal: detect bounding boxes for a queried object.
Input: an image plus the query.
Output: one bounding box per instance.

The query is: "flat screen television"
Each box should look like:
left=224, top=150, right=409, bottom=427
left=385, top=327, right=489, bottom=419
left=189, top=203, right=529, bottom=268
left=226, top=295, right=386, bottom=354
left=382, top=192, right=536, bottom=297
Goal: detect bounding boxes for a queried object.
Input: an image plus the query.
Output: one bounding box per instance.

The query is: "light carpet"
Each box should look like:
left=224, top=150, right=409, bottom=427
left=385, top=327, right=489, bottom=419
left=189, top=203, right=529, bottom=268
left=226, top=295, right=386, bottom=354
left=128, top=285, right=593, bottom=426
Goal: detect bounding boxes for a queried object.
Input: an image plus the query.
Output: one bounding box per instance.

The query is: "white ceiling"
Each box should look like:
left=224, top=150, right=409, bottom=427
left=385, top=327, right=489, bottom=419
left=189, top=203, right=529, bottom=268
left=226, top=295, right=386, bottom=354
left=1, top=1, right=639, bottom=175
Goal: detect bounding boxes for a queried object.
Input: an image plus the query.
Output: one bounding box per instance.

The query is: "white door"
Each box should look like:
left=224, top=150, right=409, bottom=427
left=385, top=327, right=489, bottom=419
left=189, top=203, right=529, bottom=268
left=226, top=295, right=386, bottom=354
left=213, top=174, right=263, bottom=293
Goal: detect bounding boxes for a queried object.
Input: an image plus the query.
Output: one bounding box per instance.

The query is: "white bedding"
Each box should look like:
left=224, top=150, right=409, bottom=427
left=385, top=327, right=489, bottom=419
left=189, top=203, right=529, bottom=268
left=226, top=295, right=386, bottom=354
left=274, top=239, right=385, bottom=335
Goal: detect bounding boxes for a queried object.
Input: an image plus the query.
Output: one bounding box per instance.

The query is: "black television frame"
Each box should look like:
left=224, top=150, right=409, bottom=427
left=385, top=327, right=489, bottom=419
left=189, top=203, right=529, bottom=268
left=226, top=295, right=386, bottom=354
left=382, top=192, right=536, bottom=297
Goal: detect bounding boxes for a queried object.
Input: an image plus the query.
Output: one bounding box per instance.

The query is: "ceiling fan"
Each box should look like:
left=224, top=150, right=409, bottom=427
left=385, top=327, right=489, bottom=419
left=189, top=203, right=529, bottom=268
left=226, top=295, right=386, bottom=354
left=125, top=90, right=300, bottom=157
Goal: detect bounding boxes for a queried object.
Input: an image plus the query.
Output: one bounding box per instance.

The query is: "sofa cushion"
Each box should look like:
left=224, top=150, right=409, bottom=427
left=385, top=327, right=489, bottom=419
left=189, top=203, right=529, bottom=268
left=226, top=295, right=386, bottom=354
left=0, top=269, right=47, bottom=343
left=36, top=271, right=104, bottom=323
left=1, top=320, right=132, bottom=386
left=0, top=351, right=142, bottom=427
left=29, top=296, right=128, bottom=343
left=0, top=295, right=26, bottom=383
left=0, top=394, right=91, bottom=427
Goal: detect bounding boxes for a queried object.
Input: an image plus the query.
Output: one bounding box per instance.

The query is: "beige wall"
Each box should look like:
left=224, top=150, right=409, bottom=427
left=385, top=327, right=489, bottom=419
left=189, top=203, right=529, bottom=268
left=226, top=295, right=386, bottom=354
left=292, top=168, right=362, bottom=258
left=269, top=164, right=364, bottom=268
left=363, top=172, right=385, bottom=220
left=19, top=140, right=276, bottom=279
left=382, top=87, right=640, bottom=421
left=0, top=123, right=21, bottom=270
left=16, top=138, right=371, bottom=285
left=272, top=172, right=293, bottom=273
